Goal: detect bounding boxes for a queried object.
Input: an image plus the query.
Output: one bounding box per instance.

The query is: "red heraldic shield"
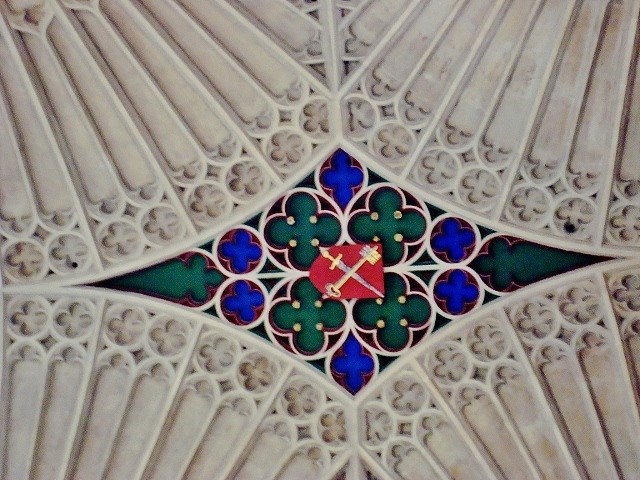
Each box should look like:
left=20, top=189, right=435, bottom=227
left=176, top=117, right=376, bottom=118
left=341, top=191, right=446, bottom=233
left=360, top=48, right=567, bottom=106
left=309, top=244, right=385, bottom=300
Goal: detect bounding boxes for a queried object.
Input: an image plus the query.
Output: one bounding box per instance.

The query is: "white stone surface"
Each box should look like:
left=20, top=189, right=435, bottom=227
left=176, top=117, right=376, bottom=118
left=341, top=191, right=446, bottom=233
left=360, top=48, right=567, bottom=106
left=1, top=1, right=640, bottom=478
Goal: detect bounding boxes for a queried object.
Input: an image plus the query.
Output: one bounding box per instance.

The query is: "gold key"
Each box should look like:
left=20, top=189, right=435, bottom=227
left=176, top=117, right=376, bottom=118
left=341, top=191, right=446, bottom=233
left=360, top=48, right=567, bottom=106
left=326, top=246, right=381, bottom=298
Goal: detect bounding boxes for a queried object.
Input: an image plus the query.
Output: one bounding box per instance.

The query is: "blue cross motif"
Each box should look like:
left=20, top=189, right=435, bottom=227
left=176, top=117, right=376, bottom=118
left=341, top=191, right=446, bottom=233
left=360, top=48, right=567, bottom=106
left=222, top=280, right=264, bottom=324
left=434, top=269, right=479, bottom=315
left=219, top=229, right=262, bottom=273
left=431, top=218, right=476, bottom=263
left=320, top=150, right=364, bottom=209
left=331, top=333, right=375, bottom=394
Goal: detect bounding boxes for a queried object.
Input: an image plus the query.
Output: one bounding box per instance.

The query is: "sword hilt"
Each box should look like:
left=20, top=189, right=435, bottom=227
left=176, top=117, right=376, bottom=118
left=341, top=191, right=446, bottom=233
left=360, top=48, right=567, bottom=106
left=321, top=248, right=342, bottom=270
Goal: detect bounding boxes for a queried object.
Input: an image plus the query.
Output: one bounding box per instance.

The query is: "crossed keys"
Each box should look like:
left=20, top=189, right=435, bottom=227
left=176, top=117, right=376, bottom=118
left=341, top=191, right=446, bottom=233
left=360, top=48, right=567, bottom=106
left=322, top=245, right=383, bottom=298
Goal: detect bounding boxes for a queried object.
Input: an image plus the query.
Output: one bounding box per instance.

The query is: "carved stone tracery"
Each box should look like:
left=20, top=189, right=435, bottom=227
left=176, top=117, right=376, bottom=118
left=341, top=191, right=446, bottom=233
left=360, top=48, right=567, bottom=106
left=1, top=2, right=640, bottom=479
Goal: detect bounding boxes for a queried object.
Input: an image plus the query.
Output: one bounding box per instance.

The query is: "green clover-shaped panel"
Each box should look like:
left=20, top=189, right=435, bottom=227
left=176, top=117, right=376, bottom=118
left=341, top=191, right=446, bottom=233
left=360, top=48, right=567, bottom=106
left=471, top=235, right=600, bottom=292
left=349, top=187, right=427, bottom=264
left=353, top=273, right=431, bottom=351
left=104, top=251, right=224, bottom=307
left=265, top=191, right=341, bottom=269
left=271, top=278, right=347, bottom=355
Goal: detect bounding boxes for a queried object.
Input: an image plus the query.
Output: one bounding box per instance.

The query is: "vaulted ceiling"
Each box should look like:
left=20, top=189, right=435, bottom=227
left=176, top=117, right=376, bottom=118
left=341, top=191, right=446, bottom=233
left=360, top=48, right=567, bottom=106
left=1, top=0, right=640, bottom=479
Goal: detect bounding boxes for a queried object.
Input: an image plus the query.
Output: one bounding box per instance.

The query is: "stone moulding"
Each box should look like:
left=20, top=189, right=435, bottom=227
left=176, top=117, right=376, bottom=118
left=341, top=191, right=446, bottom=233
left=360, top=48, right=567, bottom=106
left=1, top=259, right=640, bottom=478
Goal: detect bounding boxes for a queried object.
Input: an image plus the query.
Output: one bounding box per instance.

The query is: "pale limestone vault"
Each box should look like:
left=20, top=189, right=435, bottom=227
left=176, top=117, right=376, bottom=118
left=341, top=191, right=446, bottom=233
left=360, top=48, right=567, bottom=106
left=1, top=0, right=640, bottom=479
